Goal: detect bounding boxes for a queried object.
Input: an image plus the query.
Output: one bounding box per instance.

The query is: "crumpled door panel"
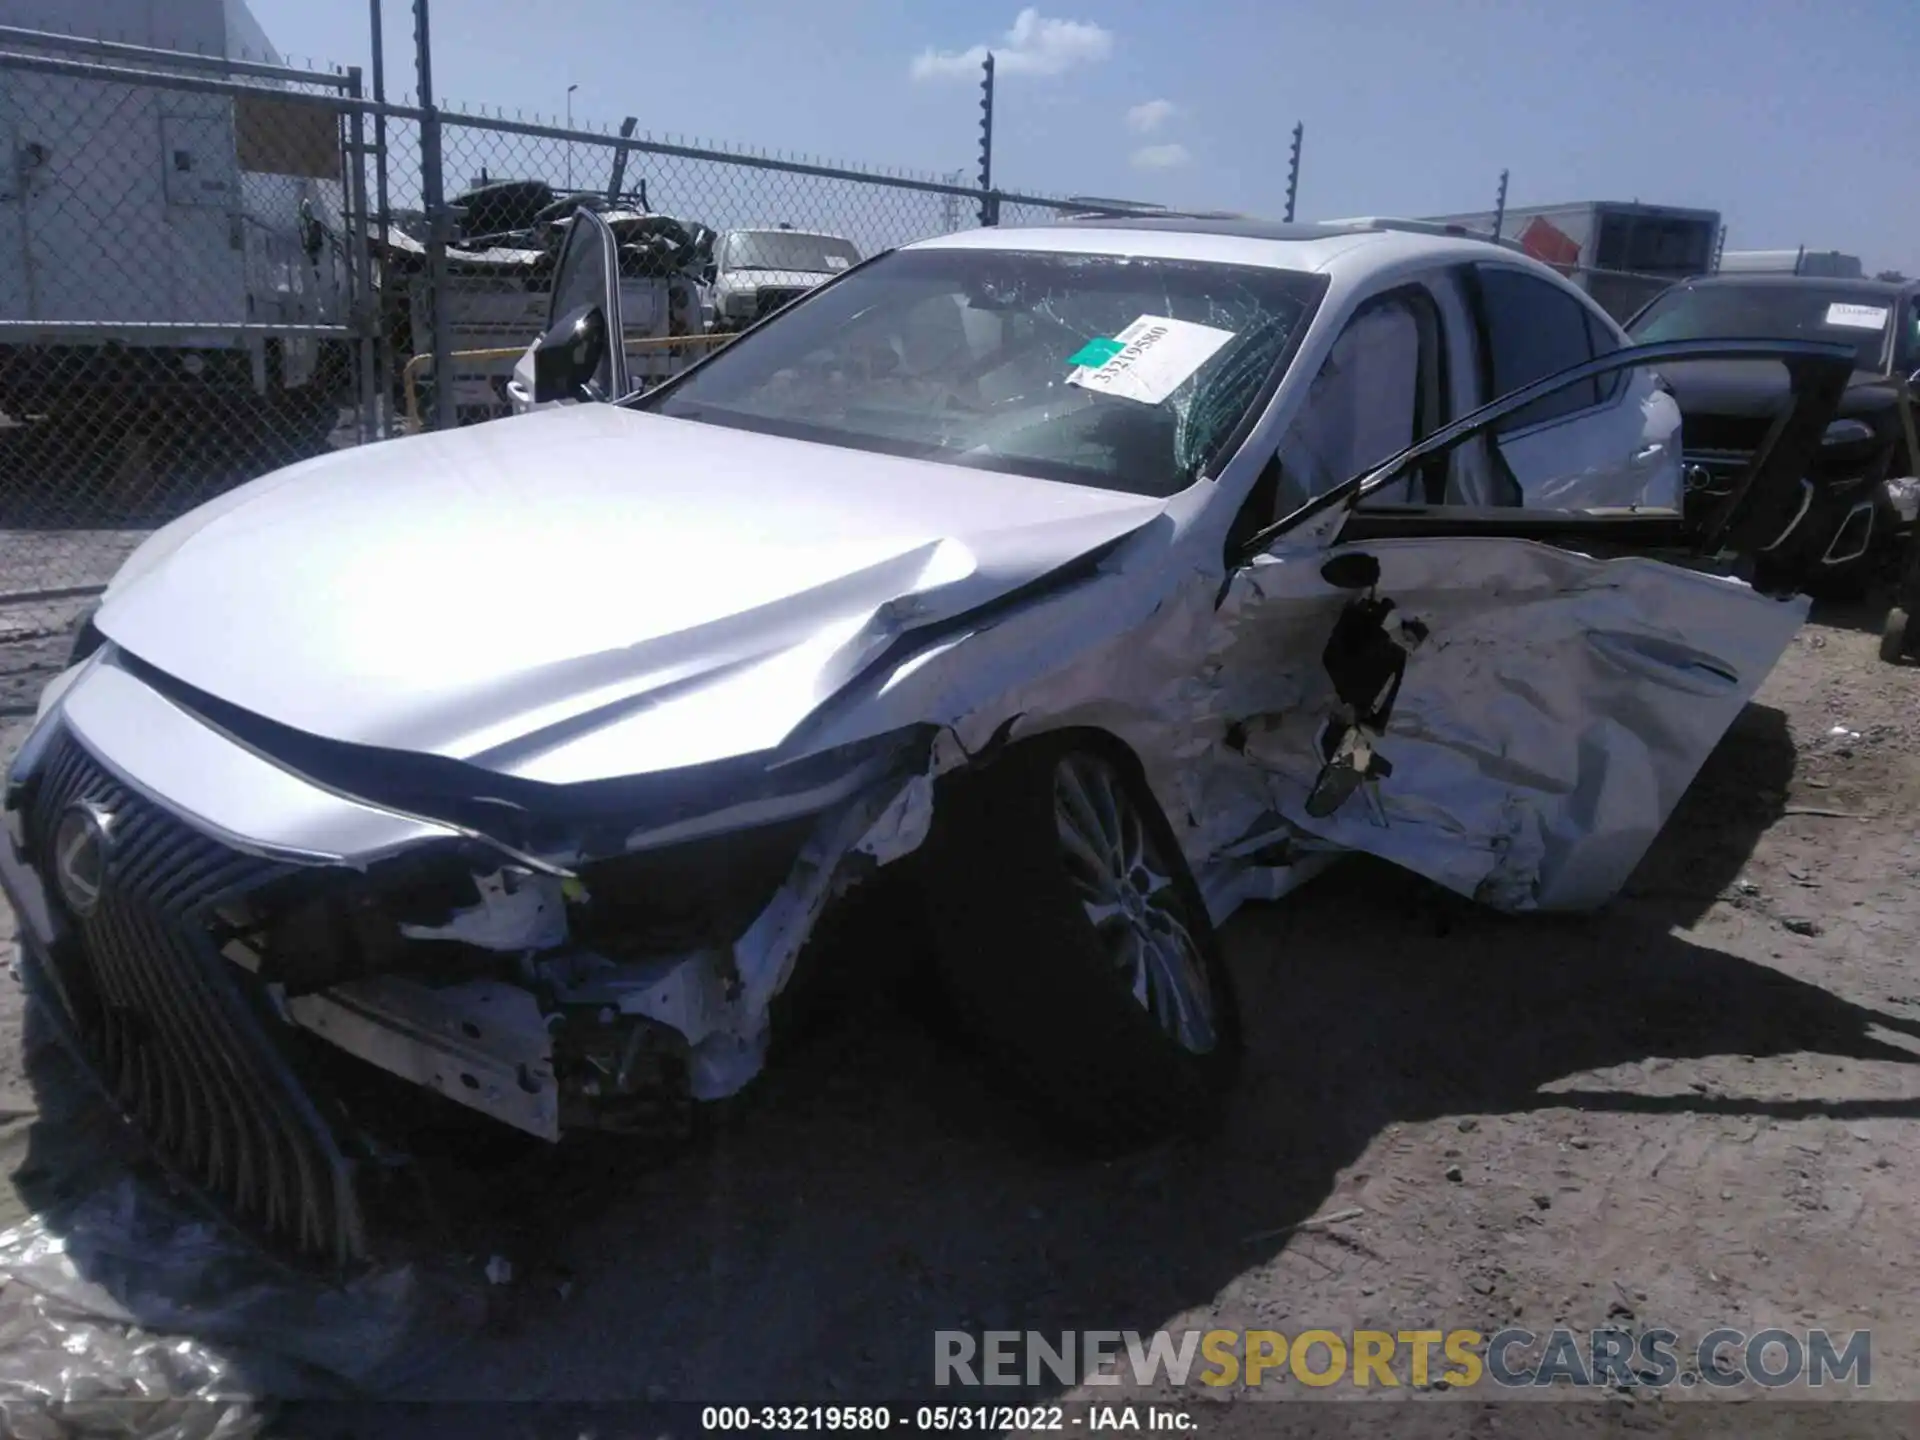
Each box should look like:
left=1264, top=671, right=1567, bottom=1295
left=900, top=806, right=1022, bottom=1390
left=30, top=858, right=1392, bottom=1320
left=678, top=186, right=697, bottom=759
left=1218, top=535, right=1807, bottom=912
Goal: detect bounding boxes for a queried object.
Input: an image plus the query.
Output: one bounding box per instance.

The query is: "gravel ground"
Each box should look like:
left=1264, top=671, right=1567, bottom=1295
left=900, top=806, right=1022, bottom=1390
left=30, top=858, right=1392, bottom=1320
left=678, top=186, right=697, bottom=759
left=1, top=595, right=1918, bottom=1425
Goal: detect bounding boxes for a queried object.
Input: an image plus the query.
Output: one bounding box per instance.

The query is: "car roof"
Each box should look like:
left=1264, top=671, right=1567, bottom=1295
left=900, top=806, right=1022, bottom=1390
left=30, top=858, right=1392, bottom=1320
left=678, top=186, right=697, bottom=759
left=906, top=217, right=1526, bottom=277
left=1672, top=273, right=1918, bottom=299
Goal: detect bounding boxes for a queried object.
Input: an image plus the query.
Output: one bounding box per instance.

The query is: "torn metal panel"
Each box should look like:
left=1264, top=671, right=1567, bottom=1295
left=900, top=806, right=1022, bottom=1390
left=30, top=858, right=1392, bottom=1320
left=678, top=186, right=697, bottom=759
left=286, top=977, right=559, bottom=1139
left=1213, top=536, right=1808, bottom=911
left=720, top=772, right=938, bottom=1049
left=540, top=948, right=732, bottom=1047
left=397, top=867, right=568, bottom=951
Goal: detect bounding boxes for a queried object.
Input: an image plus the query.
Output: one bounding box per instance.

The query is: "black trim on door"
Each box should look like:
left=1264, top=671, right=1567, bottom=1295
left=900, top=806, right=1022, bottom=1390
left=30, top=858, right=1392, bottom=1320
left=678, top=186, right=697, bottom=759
left=1231, top=337, right=1857, bottom=592
left=1340, top=504, right=1686, bottom=550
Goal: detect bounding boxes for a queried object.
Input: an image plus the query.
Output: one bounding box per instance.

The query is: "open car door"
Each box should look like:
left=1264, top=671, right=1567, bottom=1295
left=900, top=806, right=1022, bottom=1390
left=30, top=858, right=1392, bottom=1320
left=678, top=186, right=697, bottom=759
left=1220, top=338, right=1857, bottom=912
left=507, top=206, right=629, bottom=413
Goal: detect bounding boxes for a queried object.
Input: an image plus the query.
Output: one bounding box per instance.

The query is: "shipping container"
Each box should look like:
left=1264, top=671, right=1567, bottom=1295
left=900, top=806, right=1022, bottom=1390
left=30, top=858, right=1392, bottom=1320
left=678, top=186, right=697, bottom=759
left=1418, top=200, right=1722, bottom=323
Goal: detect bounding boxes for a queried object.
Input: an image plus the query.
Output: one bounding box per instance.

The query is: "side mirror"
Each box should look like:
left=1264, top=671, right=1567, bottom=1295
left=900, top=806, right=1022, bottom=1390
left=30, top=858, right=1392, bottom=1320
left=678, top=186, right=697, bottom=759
left=531, top=303, right=609, bottom=404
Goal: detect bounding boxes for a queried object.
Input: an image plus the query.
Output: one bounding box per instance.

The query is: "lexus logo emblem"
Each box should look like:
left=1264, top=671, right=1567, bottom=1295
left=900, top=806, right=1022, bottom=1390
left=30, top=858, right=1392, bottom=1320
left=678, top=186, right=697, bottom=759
left=52, top=801, right=113, bottom=918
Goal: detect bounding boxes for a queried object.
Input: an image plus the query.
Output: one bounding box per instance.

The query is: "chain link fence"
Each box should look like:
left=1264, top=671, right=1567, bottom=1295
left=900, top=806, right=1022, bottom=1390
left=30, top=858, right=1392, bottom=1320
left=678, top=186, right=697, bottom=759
left=0, top=28, right=373, bottom=664
left=0, top=23, right=1144, bottom=673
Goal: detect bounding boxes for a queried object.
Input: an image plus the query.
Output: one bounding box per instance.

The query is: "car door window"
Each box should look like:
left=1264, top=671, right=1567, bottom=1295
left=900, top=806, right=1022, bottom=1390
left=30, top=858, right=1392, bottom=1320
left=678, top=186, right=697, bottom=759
left=1269, top=291, right=1440, bottom=518
left=1474, top=265, right=1604, bottom=432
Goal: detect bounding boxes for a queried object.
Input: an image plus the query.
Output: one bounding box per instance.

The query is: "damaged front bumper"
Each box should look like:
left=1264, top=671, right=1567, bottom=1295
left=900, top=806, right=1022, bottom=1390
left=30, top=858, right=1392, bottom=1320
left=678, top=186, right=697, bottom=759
left=0, top=651, right=942, bottom=1265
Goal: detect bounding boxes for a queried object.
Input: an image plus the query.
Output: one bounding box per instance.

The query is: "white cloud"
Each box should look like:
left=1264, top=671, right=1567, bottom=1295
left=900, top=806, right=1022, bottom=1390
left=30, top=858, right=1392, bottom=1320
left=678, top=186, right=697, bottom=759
left=1126, top=99, right=1177, bottom=134
left=1130, top=142, right=1192, bottom=170
left=910, top=8, right=1114, bottom=82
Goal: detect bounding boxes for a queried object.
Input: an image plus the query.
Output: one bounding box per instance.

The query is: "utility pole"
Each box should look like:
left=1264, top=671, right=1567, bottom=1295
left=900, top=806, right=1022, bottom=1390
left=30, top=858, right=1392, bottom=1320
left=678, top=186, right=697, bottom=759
left=977, top=53, right=997, bottom=227
left=1492, top=168, right=1509, bottom=241
left=1283, top=122, right=1302, bottom=222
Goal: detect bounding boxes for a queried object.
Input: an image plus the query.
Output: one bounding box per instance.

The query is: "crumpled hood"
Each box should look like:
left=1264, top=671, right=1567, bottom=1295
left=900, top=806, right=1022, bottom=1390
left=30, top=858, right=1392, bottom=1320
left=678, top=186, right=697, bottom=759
left=96, top=405, right=1166, bottom=785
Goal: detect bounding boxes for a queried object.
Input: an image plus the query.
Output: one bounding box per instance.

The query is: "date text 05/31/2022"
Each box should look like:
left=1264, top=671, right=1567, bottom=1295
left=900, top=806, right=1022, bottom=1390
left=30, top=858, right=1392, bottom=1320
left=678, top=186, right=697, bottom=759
left=700, top=1406, right=1195, bottom=1431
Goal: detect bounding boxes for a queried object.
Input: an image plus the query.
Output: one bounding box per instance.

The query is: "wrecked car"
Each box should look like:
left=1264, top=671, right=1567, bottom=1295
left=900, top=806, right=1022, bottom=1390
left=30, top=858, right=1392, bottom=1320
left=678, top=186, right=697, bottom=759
left=0, top=213, right=1856, bottom=1268
left=378, top=184, right=714, bottom=424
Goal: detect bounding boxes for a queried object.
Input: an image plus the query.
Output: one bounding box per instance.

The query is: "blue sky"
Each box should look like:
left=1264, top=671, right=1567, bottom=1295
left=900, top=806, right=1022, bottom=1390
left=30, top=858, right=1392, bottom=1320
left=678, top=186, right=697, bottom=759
left=244, top=0, right=1920, bottom=274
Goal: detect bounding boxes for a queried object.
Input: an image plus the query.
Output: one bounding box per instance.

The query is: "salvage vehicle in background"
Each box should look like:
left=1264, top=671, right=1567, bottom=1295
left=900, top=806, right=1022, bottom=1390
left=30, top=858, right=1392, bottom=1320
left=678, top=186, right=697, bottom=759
left=1419, top=199, right=1722, bottom=323
left=377, top=180, right=712, bottom=424
left=0, top=10, right=355, bottom=470
left=1, top=213, right=1855, bottom=1267
left=707, top=227, right=861, bottom=332
left=1625, top=273, right=1920, bottom=610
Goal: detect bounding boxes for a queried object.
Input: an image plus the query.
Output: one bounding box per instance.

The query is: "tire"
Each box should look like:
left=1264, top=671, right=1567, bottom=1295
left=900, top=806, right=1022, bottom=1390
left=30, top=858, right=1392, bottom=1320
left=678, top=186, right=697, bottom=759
left=1882, top=607, right=1911, bottom=665
left=918, top=735, right=1242, bottom=1153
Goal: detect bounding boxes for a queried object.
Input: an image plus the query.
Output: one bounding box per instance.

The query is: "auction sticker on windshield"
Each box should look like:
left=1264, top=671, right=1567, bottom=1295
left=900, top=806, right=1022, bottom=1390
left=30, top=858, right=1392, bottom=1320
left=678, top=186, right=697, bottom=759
left=1067, top=315, right=1236, bottom=405
left=1824, top=302, right=1889, bottom=331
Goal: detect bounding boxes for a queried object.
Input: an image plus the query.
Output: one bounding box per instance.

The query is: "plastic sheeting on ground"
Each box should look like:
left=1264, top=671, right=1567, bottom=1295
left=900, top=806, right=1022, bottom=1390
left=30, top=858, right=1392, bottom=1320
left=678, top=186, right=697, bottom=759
left=0, top=1000, right=486, bottom=1440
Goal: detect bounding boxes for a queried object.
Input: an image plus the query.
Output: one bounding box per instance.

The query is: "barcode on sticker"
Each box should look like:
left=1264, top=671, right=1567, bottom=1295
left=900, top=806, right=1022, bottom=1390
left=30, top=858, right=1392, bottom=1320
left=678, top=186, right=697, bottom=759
left=1066, top=315, right=1236, bottom=405
left=1824, top=303, right=1887, bottom=331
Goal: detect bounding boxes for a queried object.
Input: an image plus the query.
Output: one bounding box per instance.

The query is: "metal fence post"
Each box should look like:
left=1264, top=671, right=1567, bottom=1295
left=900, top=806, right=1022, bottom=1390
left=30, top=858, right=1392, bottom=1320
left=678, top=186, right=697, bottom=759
left=977, top=53, right=998, bottom=226
left=1284, top=123, right=1302, bottom=223
left=369, top=0, right=393, bottom=432
left=345, top=68, right=378, bottom=444
left=414, top=0, right=454, bottom=430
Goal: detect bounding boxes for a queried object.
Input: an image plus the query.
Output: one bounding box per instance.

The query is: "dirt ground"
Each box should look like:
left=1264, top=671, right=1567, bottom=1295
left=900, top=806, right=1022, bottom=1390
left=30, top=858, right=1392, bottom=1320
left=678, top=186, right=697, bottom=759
left=2, top=593, right=1918, bottom=1427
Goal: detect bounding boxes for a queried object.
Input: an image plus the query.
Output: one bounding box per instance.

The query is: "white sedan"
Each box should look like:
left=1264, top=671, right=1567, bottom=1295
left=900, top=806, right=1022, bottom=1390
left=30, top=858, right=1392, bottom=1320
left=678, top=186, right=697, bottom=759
left=0, top=211, right=1854, bottom=1265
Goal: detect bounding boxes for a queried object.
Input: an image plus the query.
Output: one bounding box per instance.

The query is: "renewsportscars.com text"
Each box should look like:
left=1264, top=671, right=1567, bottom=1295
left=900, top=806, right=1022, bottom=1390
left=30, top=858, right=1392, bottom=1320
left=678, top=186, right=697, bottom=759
left=934, top=1326, right=1871, bottom=1390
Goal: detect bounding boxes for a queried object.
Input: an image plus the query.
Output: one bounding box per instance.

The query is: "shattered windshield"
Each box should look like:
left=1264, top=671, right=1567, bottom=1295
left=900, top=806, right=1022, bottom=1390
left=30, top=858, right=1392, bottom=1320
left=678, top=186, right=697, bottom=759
left=1629, top=283, right=1895, bottom=372
left=723, top=231, right=862, bottom=273
left=637, top=247, right=1323, bottom=497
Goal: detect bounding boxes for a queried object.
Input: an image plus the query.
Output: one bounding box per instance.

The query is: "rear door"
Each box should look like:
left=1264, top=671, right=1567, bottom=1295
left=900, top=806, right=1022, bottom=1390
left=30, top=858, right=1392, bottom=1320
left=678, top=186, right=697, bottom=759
left=1465, top=262, right=1685, bottom=512
left=1218, top=338, right=1855, bottom=912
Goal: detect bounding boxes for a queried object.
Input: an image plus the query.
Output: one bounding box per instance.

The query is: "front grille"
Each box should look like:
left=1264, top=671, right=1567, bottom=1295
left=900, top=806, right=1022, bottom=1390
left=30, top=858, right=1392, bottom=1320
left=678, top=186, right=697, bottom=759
left=754, top=286, right=807, bottom=318
left=25, top=728, right=367, bottom=1267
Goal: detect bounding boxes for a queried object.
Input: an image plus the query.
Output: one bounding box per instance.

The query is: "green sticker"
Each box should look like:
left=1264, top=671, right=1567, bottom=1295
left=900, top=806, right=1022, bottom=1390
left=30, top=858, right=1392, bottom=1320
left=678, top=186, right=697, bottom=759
left=1067, top=336, right=1125, bottom=369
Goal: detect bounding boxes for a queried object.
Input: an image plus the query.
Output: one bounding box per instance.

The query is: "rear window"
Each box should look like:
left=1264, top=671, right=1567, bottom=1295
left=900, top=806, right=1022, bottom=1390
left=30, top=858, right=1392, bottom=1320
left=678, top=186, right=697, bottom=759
left=1628, top=283, right=1894, bottom=372
left=1595, top=215, right=1716, bottom=278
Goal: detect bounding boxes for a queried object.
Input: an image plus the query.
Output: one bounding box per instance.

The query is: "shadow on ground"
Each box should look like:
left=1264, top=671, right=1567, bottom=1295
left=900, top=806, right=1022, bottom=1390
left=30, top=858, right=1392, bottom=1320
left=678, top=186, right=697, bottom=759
left=1808, top=593, right=1899, bottom=642
left=289, top=705, right=1920, bottom=1415
left=1615, top=700, right=1795, bottom=929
